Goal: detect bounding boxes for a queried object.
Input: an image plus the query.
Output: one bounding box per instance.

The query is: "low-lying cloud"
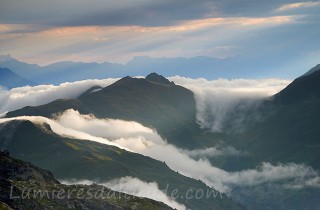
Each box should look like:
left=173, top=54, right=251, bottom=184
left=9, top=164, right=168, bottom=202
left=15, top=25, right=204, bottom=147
left=55, top=109, right=165, bottom=148
left=2, top=110, right=318, bottom=194
left=0, top=114, right=129, bottom=150
left=0, top=78, right=118, bottom=115
left=0, top=76, right=291, bottom=135
left=185, top=145, right=244, bottom=159
left=62, top=177, right=186, bottom=210
left=170, top=76, right=291, bottom=132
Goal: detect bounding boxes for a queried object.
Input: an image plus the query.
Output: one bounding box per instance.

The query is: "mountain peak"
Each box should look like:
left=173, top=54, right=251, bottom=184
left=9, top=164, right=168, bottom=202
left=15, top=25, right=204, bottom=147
left=274, top=65, right=320, bottom=104
left=146, top=72, right=175, bottom=85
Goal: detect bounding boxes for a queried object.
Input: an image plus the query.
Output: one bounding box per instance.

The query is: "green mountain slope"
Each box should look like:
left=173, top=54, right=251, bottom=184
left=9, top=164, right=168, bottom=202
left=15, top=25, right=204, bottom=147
left=0, top=150, right=175, bottom=210
left=0, top=120, right=245, bottom=210
left=6, top=73, right=208, bottom=149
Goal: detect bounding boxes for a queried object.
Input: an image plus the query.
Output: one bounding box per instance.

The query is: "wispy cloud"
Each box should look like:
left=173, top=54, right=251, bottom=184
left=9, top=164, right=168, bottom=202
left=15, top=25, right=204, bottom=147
left=277, top=1, right=320, bottom=11
left=170, top=76, right=291, bottom=132
left=2, top=110, right=319, bottom=194
left=184, top=145, right=244, bottom=159
left=0, top=15, right=299, bottom=65
left=0, top=0, right=319, bottom=76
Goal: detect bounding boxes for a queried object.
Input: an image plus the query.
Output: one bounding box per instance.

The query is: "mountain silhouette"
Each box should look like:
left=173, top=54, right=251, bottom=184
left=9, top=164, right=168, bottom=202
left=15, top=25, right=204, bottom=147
left=0, top=68, right=36, bottom=89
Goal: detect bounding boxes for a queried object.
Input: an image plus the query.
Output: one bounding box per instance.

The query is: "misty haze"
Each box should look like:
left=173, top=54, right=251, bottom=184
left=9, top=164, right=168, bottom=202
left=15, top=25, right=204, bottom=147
left=1, top=1, right=320, bottom=210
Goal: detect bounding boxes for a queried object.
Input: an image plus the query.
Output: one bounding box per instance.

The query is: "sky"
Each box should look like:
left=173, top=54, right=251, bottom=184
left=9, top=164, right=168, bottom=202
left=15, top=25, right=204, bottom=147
left=0, top=0, right=319, bottom=77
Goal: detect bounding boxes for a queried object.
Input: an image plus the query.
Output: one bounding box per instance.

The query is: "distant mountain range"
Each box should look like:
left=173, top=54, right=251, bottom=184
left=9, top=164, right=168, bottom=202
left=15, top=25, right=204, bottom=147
left=0, top=68, right=36, bottom=89
left=0, top=54, right=306, bottom=85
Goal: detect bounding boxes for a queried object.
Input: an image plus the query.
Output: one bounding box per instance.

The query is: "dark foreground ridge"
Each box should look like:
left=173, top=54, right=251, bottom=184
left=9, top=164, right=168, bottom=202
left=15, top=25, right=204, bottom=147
left=0, top=150, right=175, bottom=210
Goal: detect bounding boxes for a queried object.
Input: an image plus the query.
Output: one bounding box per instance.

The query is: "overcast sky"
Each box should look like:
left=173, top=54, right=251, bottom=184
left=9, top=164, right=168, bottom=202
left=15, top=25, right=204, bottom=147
left=0, top=0, right=319, bottom=77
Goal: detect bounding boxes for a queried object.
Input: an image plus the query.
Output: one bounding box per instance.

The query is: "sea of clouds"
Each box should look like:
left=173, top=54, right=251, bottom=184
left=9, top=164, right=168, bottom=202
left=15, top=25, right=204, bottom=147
left=3, top=76, right=314, bottom=208
left=1, top=109, right=319, bottom=195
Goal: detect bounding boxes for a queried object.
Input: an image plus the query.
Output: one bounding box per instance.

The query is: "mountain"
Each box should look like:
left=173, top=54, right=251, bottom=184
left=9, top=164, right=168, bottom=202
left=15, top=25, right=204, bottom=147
left=7, top=73, right=209, bottom=148
left=301, top=64, right=320, bottom=77
left=6, top=68, right=320, bottom=167
left=0, top=120, right=244, bottom=210
left=194, top=65, right=320, bottom=209
left=3, top=69, right=320, bottom=209
left=0, top=55, right=41, bottom=79
left=274, top=64, right=320, bottom=104
left=0, top=54, right=304, bottom=85
left=39, top=61, right=124, bottom=84
left=0, top=150, right=175, bottom=210
left=0, top=68, right=36, bottom=89
left=0, top=55, right=125, bottom=84
left=224, top=65, right=320, bottom=169
left=146, top=72, right=175, bottom=85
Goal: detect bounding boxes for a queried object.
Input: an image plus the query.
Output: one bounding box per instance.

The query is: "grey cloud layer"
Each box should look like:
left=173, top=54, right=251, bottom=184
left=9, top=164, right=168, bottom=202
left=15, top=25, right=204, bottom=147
left=0, top=0, right=314, bottom=27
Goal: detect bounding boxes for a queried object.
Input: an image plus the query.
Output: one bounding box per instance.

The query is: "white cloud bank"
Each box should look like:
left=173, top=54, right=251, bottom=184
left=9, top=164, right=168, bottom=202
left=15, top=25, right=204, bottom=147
left=170, top=76, right=291, bottom=132
left=1, top=109, right=318, bottom=195
left=0, top=78, right=118, bottom=114
left=62, top=177, right=186, bottom=210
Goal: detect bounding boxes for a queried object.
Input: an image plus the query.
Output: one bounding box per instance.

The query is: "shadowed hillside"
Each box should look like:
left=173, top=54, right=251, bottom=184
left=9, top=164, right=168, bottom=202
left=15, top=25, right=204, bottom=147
left=0, top=150, right=175, bottom=210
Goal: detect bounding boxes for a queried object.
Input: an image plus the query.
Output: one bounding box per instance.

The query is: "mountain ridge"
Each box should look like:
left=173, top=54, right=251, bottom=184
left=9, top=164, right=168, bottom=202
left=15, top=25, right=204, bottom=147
left=0, top=54, right=310, bottom=84
left=6, top=74, right=203, bottom=148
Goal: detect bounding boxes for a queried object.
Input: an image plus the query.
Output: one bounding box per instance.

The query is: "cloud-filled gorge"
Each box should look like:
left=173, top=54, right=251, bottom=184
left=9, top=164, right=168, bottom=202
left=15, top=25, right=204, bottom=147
left=171, top=76, right=291, bottom=132
left=1, top=109, right=319, bottom=195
